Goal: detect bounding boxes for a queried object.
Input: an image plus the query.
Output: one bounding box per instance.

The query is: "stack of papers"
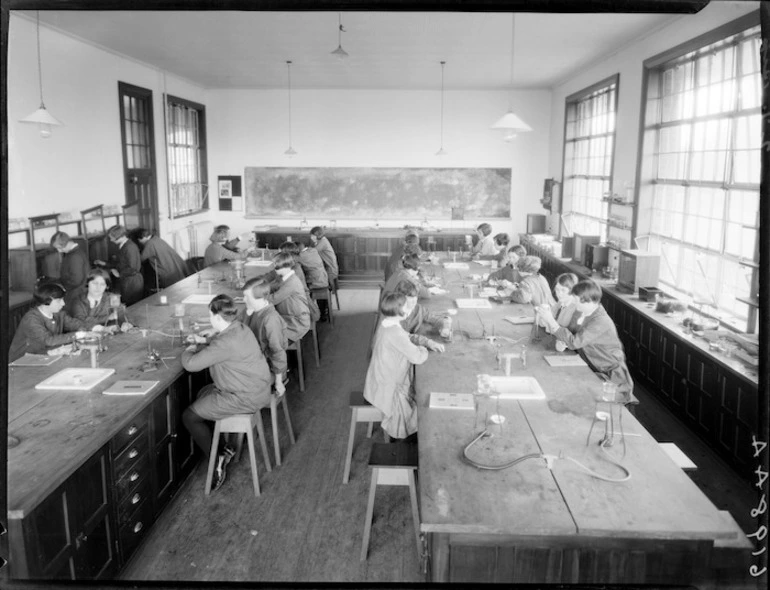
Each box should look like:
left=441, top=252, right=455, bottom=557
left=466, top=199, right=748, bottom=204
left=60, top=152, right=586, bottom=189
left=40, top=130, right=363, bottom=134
left=443, top=262, right=469, bottom=270
left=244, top=260, right=273, bottom=267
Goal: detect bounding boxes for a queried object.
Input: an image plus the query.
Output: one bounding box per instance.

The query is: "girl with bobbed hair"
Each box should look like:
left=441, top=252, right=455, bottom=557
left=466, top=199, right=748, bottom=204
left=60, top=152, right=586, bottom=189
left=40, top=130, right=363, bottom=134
left=504, top=256, right=556, bottom=307
left=538, top=279, right=637, bottom=405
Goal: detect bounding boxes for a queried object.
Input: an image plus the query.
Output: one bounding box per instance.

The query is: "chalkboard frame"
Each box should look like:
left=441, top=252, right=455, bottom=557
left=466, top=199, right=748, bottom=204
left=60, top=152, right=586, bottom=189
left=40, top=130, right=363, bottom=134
left=244, top=167, right=512, bottom=220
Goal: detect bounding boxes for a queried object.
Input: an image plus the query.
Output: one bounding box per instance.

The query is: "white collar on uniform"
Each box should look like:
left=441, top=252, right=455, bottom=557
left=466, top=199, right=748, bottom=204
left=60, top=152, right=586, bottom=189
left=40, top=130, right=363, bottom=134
left=381, top=316, right=403, bottom=328
left=281, top=269, right=295, bottom=281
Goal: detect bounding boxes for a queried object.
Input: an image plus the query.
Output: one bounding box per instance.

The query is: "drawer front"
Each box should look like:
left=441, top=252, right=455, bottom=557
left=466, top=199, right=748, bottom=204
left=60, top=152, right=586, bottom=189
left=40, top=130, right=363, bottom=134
left=112, top=412, right=150, bottom=456
left=118, top=498, right=153, bottom=563
left=117, top=478, right=151, bottom=526
left=114, top=455, right=150, bottom=503
left=112, top=436, right=149, bottom=480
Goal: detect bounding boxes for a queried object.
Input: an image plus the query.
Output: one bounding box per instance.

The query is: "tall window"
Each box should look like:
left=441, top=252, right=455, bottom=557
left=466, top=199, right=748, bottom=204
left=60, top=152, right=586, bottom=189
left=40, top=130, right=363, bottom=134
left=166, top=96, right=208, bottom=217
left=640, top=19, right=760, bottom=333
left=561, top=76, right=618, bottom=241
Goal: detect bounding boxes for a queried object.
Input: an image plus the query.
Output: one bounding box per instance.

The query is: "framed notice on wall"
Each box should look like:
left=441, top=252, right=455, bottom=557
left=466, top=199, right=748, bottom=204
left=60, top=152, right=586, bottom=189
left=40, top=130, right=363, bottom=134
left=218, top=175, right=242, bottom=211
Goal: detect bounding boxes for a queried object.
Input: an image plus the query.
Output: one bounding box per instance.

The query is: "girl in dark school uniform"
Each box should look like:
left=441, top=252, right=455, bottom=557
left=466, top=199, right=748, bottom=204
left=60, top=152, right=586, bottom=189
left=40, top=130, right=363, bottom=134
left=50, top=231, right=90, bottom=312
left=8, top=282, right=92, bottom=361
left=95, top=225, right=144, bottom=306
left=538, top=279, right=637, bottom=405
left=69, top=268, right=132, bottom=331
left=309, top=226, right=339, bottom=284
left=182, top=294, right=273, bottom=491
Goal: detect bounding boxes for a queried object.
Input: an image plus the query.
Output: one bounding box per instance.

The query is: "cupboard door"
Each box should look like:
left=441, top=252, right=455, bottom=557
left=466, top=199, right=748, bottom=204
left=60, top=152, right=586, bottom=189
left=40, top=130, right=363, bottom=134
left=71, top=449, right=117, bottom=580
left=173, top=373, right=204, bottom=479
left=21, top=487, right=74, bottom=579
left=151, top=391, right=175, bottom=511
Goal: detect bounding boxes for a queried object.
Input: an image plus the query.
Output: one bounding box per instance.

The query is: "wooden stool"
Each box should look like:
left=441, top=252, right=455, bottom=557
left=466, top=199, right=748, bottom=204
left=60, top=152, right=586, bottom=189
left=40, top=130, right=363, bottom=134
left=205, top=413, right=272, bottom=497
left=287, top=323, right=320, bottom=392
left=360, top=443, right=420, bottom=561
left=659, top=442, right=697, bottom=471
left=311, top=287, right=334, bottom=326
left=343, top=391, right=384, bottom=483
left=266, top=389, right=296, bottom=466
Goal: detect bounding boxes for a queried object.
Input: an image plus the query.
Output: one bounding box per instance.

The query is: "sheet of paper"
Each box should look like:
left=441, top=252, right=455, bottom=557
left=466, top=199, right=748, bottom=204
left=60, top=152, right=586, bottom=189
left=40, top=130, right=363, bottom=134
left=543, top=354, right=588, bottom=367
left=9, top=353, right=62, bottom=367
left=443, top=262, right=470, bottom=270
left=244, top=260, right=273, bottom=267
left=430, top=392, right=474, bottom=409
left=103, top=381, right=159, bottom=396
left=455, top=298, right=492, bottom=309
left=504, top=315, right=535, bottom=325
left=181, top=293, right=217, bottom=305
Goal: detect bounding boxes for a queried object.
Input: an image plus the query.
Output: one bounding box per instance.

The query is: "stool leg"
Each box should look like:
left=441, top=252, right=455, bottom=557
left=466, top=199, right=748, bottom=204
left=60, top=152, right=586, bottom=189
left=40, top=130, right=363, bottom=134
left=360, top=468, right=378, bottom=561
left=271, top=400, right=281, bottom=467
left=334, top=282, right=340, bottom=310
left=244, top=427, right=261, bottom=497
left=312, top=324, right=320, bottom=367
left=234, top=433, right=245, bottom=462
left=282, top=396, right=296, bottom=444
left=205, top=421, right=223, bottom=495
left=408, top=470, right=421, bottom=560
left=343, top=408, right=358, bottom=484
left=255, top=416, right=272, bottom=473
left=366, top=421, right=374, bottom=438
left=328, top=290, right=335, bottom=327
left=295, top=342, right=305, bottom=392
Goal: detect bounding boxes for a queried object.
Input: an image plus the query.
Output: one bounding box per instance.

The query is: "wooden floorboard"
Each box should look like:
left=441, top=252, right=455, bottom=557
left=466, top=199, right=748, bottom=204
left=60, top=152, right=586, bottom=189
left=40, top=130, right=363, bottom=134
left=121, top=288, right=423, bottom=583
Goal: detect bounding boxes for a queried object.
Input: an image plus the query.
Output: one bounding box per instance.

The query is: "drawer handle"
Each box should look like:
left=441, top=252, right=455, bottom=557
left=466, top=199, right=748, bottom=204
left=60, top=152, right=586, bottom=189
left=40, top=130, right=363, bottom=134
left=128, top=448, right=139, bottom=459
left=129, top=471, right=139, bottom=482
left=133, top=522, right=143, bottom=534
left=131, top=493, right=141, bottom=504
left=127, top=425, right=138, bottom=436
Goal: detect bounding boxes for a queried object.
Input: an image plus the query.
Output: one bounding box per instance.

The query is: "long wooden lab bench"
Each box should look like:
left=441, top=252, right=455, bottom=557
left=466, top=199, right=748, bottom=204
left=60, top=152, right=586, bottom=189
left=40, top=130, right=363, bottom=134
left=5, top=262, right=262, bottom=580
left=413, top=255, right=747, bottom=585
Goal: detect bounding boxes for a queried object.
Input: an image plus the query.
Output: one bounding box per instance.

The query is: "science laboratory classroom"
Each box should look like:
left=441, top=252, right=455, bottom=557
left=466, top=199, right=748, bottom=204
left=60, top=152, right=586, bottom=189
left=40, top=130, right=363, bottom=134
left=2, top=1, right=768, bottom=587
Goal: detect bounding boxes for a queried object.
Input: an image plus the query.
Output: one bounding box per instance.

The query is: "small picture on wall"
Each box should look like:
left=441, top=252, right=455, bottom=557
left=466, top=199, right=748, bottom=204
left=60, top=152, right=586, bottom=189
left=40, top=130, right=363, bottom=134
left=219, top=180, right=232, bottom=198
left=218, top=175, right=242, bottom=212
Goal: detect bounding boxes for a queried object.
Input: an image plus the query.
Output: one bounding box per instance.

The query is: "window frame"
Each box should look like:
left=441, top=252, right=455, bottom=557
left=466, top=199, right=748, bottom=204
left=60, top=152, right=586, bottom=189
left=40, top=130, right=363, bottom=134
left=636, top=11, right=761, bottom=334
left=559, top=74, right=620, bottom=244
left=165, top=94, right=209, bottom=219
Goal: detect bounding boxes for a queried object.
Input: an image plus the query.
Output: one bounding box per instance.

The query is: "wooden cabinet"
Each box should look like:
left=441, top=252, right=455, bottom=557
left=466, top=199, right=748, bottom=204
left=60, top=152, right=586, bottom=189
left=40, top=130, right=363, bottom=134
left=9, top=447, right=117, bottom=580
left=8, top=372, right=200, bottom=580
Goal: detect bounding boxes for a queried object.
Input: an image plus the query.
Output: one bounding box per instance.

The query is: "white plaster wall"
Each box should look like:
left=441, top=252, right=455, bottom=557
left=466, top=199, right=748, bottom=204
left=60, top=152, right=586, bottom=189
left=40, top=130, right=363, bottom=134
left=204, top=87, right=552, bottom=242
left=7, top=13, right=207, bottom=244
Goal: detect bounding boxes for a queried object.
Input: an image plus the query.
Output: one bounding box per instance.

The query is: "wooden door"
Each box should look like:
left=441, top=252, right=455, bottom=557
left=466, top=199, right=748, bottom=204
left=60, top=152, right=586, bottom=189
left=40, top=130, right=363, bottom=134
left=118, top=82, right=158, bottom=233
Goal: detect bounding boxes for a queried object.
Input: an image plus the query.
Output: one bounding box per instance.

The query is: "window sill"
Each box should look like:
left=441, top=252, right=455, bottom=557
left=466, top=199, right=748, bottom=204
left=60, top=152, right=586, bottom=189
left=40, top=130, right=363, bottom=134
left=170, top=208, right=209, bottom=221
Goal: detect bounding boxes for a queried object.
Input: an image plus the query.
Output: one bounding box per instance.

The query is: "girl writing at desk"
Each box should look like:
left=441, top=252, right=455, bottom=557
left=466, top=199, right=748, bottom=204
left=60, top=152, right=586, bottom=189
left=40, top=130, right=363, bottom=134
left=538, top=279, right=637, bottom=405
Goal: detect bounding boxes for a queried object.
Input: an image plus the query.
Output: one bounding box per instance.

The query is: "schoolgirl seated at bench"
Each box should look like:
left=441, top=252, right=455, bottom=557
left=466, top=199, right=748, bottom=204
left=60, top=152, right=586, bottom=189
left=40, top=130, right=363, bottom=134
left=9, top=282, right=100, bottom=361
left=364, top=292, right=440, bottom=444
left=487, top=244, right=526, bottom=284
left=538, top=279, right=637, bottom=405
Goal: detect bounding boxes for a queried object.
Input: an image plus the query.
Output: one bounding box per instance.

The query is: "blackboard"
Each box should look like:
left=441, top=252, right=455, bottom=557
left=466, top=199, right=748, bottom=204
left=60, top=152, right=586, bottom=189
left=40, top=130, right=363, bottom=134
left=244, top=167, right=511, bottom=219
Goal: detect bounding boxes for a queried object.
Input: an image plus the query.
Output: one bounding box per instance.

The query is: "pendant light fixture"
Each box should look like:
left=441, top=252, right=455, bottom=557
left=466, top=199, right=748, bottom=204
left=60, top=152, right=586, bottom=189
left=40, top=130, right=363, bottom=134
left=436, top=61, right=448, bottom=157
left=330, top=13, right=349, bottom=60
left=284, top=60, right=297, bottom=157
left=490, top=13, right=531, bottom=141
left=19, top=10, right=64, bottom=138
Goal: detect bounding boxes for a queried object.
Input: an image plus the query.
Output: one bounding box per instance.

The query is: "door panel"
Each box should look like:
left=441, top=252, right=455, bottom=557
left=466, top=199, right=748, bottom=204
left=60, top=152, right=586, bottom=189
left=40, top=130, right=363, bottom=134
left=118, top=82, right=158, bottom=233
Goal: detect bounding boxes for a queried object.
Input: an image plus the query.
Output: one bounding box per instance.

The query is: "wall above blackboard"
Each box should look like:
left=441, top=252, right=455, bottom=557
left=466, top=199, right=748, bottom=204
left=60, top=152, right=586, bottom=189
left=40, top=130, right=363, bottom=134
left=244, top=167, right=511, bottom=219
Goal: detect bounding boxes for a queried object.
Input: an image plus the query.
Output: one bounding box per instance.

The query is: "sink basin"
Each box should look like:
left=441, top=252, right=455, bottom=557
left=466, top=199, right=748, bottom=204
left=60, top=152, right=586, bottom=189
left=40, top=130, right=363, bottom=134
left=35, top=368, right=116, bottom=391
left=488, top=376, right=546, bottom=400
